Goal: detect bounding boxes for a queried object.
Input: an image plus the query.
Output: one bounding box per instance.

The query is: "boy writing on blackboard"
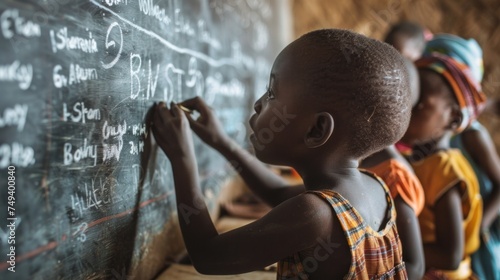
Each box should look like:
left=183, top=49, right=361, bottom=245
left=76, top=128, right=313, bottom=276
left=152, top=29, right=411, bottom=279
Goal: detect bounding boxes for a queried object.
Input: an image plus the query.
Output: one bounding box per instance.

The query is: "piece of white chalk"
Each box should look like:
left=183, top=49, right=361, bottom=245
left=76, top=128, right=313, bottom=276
left=178, top=105, right=192, bottom=113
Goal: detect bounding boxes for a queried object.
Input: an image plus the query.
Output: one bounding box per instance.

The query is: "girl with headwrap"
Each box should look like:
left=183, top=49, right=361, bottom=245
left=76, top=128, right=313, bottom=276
left=425, top=34, right=500, bottom=280
left=401, top=50, right=486, bottom=279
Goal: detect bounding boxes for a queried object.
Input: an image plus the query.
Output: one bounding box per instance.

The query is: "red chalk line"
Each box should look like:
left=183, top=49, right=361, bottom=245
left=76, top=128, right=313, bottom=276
left=0, top=193, right=169, bottom=271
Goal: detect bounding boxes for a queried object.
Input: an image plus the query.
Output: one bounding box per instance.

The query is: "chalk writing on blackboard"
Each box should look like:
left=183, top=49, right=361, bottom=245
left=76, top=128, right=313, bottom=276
left=0, top=61, right=33, bottom=90
left=0, top=1, right=287, bottom=279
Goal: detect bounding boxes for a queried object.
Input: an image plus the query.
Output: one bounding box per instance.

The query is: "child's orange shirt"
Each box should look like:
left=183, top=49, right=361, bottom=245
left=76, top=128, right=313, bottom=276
left=365, top=159, right=425, bottom=215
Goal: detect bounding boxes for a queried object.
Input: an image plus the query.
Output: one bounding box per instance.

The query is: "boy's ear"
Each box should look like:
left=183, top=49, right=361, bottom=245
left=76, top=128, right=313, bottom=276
left=304, top=112, right=334, bottom=148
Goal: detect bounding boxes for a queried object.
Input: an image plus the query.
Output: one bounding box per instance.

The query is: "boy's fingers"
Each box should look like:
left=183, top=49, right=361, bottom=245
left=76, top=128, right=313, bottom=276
left=180, top=97, right=201, bottom=107
left=154, top=103, right=174, bottom=127
left=170, top=102, right=178, bottom=117
left=170, top=102, right=186, bottom=119
left=151, top=121, right=161, bottom=138
left=180, top=97, right=209, bottom=114
left=185, top=112, right=204, bottom=132
left=184, top=109, right=196, bottom=123
left=146, top=103, right=156, bottom=128
left=163, top=101, right=189, bottom=120
left=158, top=101, right=167, bottom=109
left=151, top=124, right=168, bottom=146
left=152, top=106, right=165, bottom=127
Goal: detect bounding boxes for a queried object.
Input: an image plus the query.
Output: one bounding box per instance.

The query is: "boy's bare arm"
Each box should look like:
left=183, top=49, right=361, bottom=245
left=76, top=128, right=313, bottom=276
left=181, top=97, right=305, bottom=207
left=462, top=127, right=500, bottom=229
left=423, top=185, right=464, bottom=271
left=186, top=193, right=334, bottom=275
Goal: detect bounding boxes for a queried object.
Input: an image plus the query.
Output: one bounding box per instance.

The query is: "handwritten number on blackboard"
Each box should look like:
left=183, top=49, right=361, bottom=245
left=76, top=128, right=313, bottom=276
left=101, top=22, right=123, bottom=69
left=73, top=222, right=88, bottom=243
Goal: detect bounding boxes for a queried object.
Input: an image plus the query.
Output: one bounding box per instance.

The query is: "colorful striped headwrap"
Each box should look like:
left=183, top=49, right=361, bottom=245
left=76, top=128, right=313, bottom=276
left=424, top=34, right=484, bottom=83
left=415, top=53, right=487, bottom=133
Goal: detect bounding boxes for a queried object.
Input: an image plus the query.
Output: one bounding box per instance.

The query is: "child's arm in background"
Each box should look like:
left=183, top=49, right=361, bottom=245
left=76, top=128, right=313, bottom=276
left=151, top=102, right=331, bottom=274
left=394, top=196, right=424, bottom=280
left=181, top=97, right=305, bottom=207
left=423, top=185, right=464, bottom=270
left=461, top=127, right=500, bottom=229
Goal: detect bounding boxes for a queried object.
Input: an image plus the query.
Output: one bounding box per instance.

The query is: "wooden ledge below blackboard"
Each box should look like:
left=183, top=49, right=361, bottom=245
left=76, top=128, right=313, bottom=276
left=156, top=264, right=275, bottom=280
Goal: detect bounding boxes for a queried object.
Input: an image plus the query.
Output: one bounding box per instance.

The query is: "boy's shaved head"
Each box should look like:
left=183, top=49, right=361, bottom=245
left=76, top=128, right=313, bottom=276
left=291, top=29, right=412, bottom=158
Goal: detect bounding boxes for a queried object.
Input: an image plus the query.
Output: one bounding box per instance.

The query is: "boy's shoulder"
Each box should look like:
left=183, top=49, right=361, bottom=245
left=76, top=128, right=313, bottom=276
left=271, top=191, right=338, bottom=228
left=280, top=191, right=334, bottom=217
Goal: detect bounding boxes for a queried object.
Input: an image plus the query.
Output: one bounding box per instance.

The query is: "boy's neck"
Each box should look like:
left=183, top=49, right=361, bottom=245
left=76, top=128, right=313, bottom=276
left=296, top=159, right=361, bottom=190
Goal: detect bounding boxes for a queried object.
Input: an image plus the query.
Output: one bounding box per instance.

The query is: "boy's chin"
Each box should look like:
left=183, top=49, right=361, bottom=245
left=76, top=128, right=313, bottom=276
left=249, top=141, right=280, bottom=165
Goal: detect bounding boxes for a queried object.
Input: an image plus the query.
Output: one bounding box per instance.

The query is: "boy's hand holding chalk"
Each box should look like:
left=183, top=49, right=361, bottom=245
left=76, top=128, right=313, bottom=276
left=178, top=104, right=193, bottom=114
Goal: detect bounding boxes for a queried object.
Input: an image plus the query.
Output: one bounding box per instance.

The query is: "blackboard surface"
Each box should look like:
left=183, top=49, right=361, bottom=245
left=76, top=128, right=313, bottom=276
left=0, top=1, right=287, bottom=279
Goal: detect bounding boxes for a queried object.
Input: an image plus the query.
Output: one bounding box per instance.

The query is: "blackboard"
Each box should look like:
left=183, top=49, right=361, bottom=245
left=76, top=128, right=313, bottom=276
left=0, top=1, right=289, bottom=279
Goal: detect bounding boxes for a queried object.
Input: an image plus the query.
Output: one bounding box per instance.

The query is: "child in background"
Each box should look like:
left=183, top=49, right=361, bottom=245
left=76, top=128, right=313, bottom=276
left=360, top=57, right=425, bottom=280
left=384, top=20, right=427, bottom=61
left=401, top=52, right=487, bottom=279
left=424, top=34, right=500, bottom=280
left=152, top=29, right=412, bottom=279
